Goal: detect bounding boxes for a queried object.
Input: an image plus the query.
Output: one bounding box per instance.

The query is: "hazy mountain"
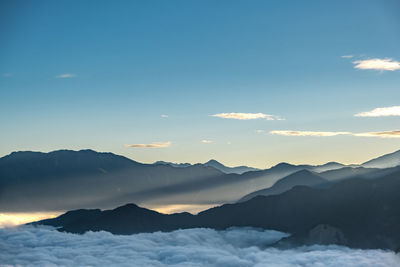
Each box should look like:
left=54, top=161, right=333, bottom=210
left=36, top=169, right=400, bottom=251
left=1, top=149, right=398, bottom=213
left=153, top=161, right=192, bottom=168
left=361, top=149, right=400, bottom=169
left=203, top=159, right=259, bottom=174
left=0, top=150, right=225, bottom=212
left=238, top=170, right=327, bottom=202
left=154, top=159, right=258, bottom=174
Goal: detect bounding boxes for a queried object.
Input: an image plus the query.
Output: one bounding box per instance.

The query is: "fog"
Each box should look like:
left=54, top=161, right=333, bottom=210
left=1, top=226, right=399, bottom=267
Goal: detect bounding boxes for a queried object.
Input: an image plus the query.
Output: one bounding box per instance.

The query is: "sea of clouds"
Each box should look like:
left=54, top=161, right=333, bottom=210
left=1, top=226, right=399, bottom=267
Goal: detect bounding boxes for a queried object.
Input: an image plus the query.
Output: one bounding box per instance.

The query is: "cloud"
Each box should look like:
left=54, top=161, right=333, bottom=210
left=255, top=130, right=265, bottom=133
left=2, top=73, right=12, bottom=77
left=56, top=73, right=76, bottom=78
left=341, top=55, right=354, bottom=58
left=270, top=130, right=351, bottom=137
left=124, top=141, right=171, bottom=148
left=161, top=114, right=168, bottom=118
left=352, top=58, right=400, bottom=71
left=270, top=130, right=400, bottom=139
left=354, top=130, right=400, bottom=138
left=355, top=106, right=400, bottom=117
left=201, top=140, right=213, bottom=144
left=1, top=226, right=398, bottom=267
left=212, top=113, right=283, bottom=120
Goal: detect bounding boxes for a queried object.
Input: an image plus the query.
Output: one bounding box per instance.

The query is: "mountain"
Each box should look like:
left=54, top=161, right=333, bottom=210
left=36, top=203, right=195, bottom=235
left=0, top=150, right=225, bottom=212
left=361, top=149, right=400, bottom=168
left=238, top=170, right=327, bottom=202
left=35, top=169, right=400, bottom=251
left=154, top=159, right=259, bottom=174
left=153, top=161, right=192, bottom=168
left=203, top=159, right=259, bottom=174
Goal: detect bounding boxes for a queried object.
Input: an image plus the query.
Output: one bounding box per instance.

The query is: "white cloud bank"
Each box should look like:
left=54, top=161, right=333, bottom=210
left=201, top=140, right=213, bottom=144
left=270, top=130, right=400, bottom=138
left=212, top=113, right=283, bottom=120
left=355, top=106, right=400, bottom=117
left=125, top=141, right=171, bottom=148
left=56, top=73, right=76, bottom=78
left=1, top=226, right=399, bottom=267
left=353, top=58, right=400, bottom=71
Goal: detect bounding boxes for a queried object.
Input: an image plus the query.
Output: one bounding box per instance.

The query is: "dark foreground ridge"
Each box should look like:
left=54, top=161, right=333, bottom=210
left=35, top=169, right=400, bottom=251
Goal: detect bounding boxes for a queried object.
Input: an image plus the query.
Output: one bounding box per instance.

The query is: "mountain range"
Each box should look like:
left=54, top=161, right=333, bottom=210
left=1, top=149, right=399, bottom=213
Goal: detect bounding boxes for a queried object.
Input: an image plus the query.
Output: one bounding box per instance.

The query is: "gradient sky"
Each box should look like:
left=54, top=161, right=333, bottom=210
left=1, top=0, right=400, bottom=168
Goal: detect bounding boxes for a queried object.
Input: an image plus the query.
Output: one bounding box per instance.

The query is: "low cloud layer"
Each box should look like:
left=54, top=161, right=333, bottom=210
left=270, top=130, right=400, bottom=138
left=125, top=141, right=171, bottom=148
left=352, top=58, right=400, bottom=71
left=212, top=113, right=283, bottom=120
left=355, top=106, right=400, bottom=117
left=1, top=226, right=398, bottom=267
left=201, top=140, right=213, bottom=144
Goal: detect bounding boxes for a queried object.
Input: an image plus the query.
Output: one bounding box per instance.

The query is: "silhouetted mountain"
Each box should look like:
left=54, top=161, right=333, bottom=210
left=36, top=203, right=195, bottom=235
left=35, top=169, right=400, bottom=250
left=361, top=149, right=400, bottom=168
left=238, top=170, right=327, bottom=202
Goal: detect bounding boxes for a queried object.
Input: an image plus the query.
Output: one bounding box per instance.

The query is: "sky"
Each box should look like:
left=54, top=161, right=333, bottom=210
left=1, top=0, right=400, bottom=169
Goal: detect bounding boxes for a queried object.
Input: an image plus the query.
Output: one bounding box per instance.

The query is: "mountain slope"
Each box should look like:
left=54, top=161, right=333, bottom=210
left=238, top=170, right=327, bottom=202
left=362, top=149, right=400, bottom=168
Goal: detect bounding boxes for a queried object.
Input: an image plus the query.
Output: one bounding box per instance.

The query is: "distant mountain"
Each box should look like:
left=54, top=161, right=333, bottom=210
left=154, top=159, right=258, bottom=174
left=154, top=161, right=192, bottom=168
left=203, top=159, right=259, bottom=174
left=36, top=169, right=400, bottom=251
left=238, top=170, right=327, bottom=202
left=361, top=149, right=400, bottom=168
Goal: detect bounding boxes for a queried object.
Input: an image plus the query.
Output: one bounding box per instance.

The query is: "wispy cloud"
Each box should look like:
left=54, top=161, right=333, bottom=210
left=161, top=114, right=168, bottom=118
left=352, top=58, right=400, bottom=71
left=341, top=55, right=354, bottom=59
left=270, top=130, right=400, bottom=138
left=270, top=130, right=351, bottom=137
left=201, top=140, right=213, bottom=143
left=56, top=73, right=76, bottom=78
left=354, top=130, right=400, bottom=138
left=211, top=113, right=283, bottom=120
left=255, top=129, right=265, bottom=134
left=355, top=106, right=400, bottom=117
left=124, top=141, right=171, bottom=148
left=2, top=73, right=12, bottom=77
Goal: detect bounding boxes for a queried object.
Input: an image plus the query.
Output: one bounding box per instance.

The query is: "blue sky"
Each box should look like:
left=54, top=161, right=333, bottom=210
left=1, top=0, right=400, bottom=168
